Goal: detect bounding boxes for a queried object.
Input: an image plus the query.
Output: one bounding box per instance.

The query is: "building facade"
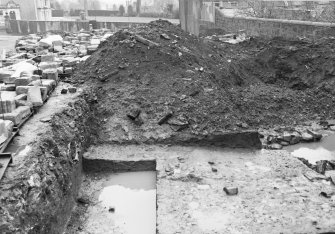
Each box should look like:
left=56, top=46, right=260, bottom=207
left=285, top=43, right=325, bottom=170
left=0, top=0, right=21, bottom=20
left=9, top=0, right=51, bottom=21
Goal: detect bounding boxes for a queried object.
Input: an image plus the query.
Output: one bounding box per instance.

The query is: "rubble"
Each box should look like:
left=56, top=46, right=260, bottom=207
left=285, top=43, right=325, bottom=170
left=223, top=187, right=239, bottom=195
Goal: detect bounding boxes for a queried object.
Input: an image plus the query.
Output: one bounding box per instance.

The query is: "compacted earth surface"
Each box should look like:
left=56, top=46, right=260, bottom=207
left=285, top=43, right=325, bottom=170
left=1, top=20, right=335, bottom=234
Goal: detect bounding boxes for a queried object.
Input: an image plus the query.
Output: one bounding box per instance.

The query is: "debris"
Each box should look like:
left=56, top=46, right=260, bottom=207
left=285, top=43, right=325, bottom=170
left=68, top=87, right=77, bottom=93
left=316, top=160, right=328, bottom=174
left=303, top=170, right=327, bottom=182
left=211, top=167, right=218, bottom=172
left=77, top=197, right=90, bottom=205
left=133, top=34, right=159, bottom=47
left=268, top=143, right=283, bottom=150
left=223, top=187, right=238, bottom=195
left=301, top=132, right=314, bottom=142
left=307, top=130, right=322, bottom=141
left=108, top=207, right=115, bottom=213
left=325, top=170, right=335, bottom=184
left=158, top=112, right=173, bottom=125
left=127, top=108, right=141, bottom=121
left=320, top=191, right=335, bottom=198
left=160, top=33, right=171, bottom=40
left=40, top=117, right=51, bottom=123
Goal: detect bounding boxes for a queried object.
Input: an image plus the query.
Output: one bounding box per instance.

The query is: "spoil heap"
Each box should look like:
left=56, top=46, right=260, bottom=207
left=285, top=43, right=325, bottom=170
left=73, top=20, right=335, bottom=142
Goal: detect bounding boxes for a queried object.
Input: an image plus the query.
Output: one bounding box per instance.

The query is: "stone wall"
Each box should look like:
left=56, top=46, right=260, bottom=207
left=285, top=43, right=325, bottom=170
left=203, top=9, right=335, bottom=40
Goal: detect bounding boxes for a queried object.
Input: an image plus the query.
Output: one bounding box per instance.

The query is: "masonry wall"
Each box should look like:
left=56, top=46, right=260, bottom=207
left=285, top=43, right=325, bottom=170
left=203, top=9, right=335, bottom=40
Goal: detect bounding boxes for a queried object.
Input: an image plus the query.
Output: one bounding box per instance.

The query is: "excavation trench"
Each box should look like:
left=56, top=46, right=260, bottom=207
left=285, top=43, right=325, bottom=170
left=0, top=85, right=264, bottom=234
left=66, top=158, right=157, bottom=234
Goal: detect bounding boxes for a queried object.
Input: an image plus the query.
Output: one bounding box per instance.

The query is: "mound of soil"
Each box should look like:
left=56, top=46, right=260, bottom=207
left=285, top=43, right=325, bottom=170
left=72, top=20, right=335, bottom=141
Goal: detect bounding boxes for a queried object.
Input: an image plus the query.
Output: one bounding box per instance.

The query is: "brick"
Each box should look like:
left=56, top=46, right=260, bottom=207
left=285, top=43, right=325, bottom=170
left=41, top=54, right=55, bottom=62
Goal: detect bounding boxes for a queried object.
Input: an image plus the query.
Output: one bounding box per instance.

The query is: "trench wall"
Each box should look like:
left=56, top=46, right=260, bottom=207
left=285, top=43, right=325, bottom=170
left=201, top=8, right=335, bottom=40
left=8, top=20, right=144, bottom=34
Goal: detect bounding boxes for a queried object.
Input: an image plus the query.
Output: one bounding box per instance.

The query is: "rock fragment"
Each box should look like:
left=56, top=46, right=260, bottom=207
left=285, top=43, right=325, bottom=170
left=223, top=187, right=238, bottom=196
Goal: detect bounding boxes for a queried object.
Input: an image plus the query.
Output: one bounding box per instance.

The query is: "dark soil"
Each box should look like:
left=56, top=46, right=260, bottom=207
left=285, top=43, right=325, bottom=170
left=71, top=20, right=335, bottom=141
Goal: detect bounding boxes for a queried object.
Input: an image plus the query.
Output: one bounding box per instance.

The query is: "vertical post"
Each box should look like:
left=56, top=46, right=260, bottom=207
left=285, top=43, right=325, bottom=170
left=84, top=0, right=88, bottom=19
left=179, top=0, right=200, bottom=36
left=179, top=0, right=187, bottom=31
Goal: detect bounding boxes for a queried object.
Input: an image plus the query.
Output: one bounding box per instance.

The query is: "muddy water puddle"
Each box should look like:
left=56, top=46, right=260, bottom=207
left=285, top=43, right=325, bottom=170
left=286, top=134, right=335, bottom=164
left=78, top=171, right=156, bottom=234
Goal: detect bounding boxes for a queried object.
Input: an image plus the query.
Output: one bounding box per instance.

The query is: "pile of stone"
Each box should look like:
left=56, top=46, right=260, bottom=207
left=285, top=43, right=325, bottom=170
left=0, top=29, right=112, bottom=147
left=262, top=127, right=324, bottom=150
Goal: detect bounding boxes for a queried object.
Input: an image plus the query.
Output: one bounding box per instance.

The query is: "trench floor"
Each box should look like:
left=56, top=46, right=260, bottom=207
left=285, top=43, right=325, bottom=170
left=70, top=144, right=335, bottom=234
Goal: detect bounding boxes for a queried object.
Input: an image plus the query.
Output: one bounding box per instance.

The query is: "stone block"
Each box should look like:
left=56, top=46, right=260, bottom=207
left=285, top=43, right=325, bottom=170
left=15, top=77, right=33, bottom=87
left=27, top=86, right=43, bottom=107
left=53, top=41, right=63, bottom=52
left=42, top=69, right=58, bottom=82
left=14, top=94, right=27, bottom=101
left=3, top=106, right=31, bottom=125
left=0, top=99, right=16, bottom=114
left=0, top=84, right=16, bottom=91
left=64, top=67, right=73, bottom=74
left=39, top=62, right=59, bottom=71
left=223, top=187, right=238, bottom=195
left=57, top=67, right=64, bottom=74
left=31, top=75, right=41, bottom=81
left=3, top=75, right=16, bottom=84
left=0, top=119, right=11, bottom=145
left=16, top=86, right=30, bottom=95
left=0, top=70, right=14, bottom=82
left=40, top=87, right=48, bottom=101
left=68, top=87, right=77, bottom=93
left=62, top=57, right=77, bottom=67
left=41, top=79, right=56, bottom=93
left=29, top=80, right=42, bottom=86
left=15, top=100, right=33, bottom=108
